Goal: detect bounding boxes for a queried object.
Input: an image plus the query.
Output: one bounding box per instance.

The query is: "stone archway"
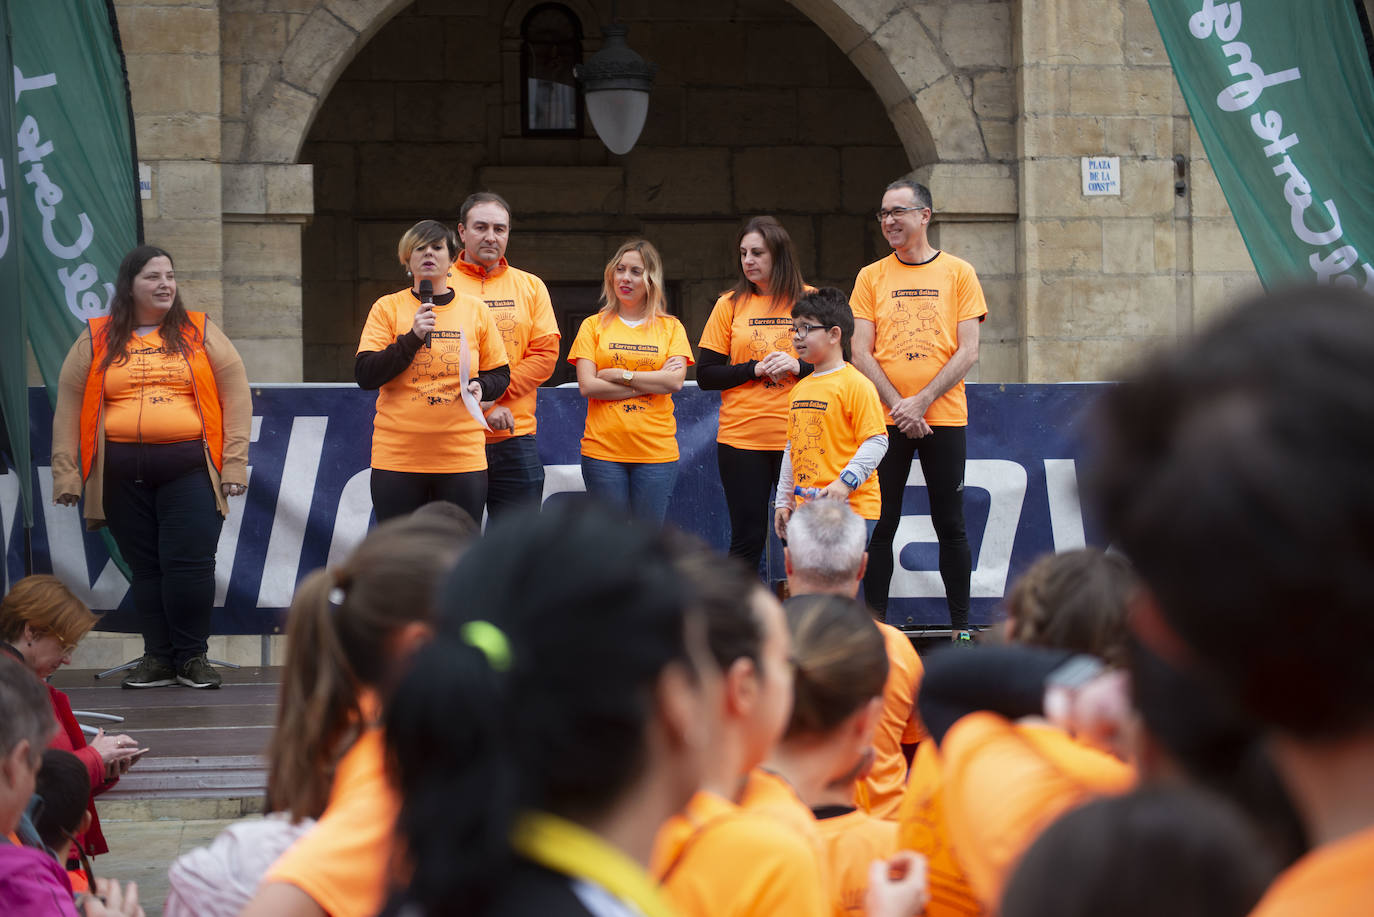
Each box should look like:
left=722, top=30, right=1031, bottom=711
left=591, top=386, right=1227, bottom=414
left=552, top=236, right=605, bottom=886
left=237, top=0, right=985, bottom=168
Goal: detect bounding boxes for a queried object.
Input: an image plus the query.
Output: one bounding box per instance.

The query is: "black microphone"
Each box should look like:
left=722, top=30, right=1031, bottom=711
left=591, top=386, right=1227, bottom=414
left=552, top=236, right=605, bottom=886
left=419, top=279, right=434, bottom=347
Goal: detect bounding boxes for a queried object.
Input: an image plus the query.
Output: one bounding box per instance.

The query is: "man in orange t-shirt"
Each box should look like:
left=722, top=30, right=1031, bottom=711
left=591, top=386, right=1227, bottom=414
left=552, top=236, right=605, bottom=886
left=1088, top=286, right=1374, bottom=917
left=851, top=179, right=987, bottom=642
left=449, top=192, right=560, bottom=520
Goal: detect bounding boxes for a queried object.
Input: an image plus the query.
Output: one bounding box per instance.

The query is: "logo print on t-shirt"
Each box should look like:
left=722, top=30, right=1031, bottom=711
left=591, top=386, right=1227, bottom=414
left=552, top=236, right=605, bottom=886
left=488, top=302, right=519, bottom=350
left=126, top=344, right=191, bottom=406
left=409, top=329, right=468, bottom=405
left=790, top=399, right=829, bottom=485
left=887, top=289, right=943, bottom=361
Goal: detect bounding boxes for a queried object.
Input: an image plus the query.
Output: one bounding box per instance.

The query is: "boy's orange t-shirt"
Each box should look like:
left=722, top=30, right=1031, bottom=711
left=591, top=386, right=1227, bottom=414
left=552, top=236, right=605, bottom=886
left=940, top=712, right=1135, bottom=910
left=849, top=252, right=987, bottom=427
left=102, top=330, right=203, bottom=444
left=785, top=364, right=886, bottom=520
left=659, top=789, right=829, bottom=917
left=264, top=720, right=398, bottom=917
left=1248, top=823, right=1374, bottom=917
left=896, top=740, right=984, bottom=917
left=568, top=312, right=695, bottom=463
left=447, top=257, right=560, bottom=443
left=698, top=290, right=805, bottom=451
left=856, top=622, right=927, bottom=820
left=357, top=288, right=508, bottom=473
left=813, top=807, right=899, bottom=917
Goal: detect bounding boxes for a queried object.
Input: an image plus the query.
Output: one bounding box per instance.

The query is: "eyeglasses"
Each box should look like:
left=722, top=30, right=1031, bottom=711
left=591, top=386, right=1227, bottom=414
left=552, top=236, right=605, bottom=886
left=792, top=323, right=829, bottom=336
left=876, top=205, right=929, bottom=222
left=43, top=631, right=78, bottom=655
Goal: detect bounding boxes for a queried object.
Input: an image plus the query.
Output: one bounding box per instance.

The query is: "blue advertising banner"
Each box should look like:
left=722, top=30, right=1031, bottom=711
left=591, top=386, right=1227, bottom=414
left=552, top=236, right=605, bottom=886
left=3, top=383, right=1109, bottom=634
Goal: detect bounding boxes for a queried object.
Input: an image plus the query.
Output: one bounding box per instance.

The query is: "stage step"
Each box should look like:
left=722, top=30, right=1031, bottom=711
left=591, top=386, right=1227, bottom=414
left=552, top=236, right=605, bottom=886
left=50, top=667, right=279, bottom=821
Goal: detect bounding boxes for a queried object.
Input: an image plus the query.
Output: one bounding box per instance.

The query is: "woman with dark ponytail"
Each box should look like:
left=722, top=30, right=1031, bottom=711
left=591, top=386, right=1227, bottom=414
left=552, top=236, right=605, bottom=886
left=772, top=594, right=906, bottom=917
left=383, top=501, right=719, bottom=916
left=234, top=509, right=475, bottom=917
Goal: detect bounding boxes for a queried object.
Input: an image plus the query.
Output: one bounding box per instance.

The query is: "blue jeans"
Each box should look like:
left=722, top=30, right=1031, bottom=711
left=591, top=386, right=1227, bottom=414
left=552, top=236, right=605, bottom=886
left=580, top=456, right=679, bottom=524
left=485, top=435, right=546, bottom=522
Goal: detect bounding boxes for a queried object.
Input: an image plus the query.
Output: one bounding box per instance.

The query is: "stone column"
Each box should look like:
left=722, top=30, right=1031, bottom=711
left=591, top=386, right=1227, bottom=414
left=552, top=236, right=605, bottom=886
left=222, top=165, right=314, bottom=382
left=117, top=0, right=223, bottom=321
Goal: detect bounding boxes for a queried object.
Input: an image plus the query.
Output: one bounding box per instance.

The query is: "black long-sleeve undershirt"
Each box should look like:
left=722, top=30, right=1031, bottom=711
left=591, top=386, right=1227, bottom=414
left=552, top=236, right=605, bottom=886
left=355, top=331, right=511, bottom=401
left=696, top=347, right=813, bottom=391
left=916, top=645, right=1075, bottom=745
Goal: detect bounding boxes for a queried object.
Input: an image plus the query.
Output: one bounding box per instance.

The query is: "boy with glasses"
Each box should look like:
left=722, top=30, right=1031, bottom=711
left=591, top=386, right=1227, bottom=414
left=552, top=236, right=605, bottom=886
left=774, top=288, right=888, bottom=546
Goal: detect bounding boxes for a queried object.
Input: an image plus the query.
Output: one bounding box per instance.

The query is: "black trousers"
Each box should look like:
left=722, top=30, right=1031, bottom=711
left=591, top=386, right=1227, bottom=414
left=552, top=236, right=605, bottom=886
left=863, top=424, right=971, bottom=629
left=103, top=441, right=222, bottom=668
left=370, top=468, right=487, bottom=525
left=716, top=443, right=784, bottom=578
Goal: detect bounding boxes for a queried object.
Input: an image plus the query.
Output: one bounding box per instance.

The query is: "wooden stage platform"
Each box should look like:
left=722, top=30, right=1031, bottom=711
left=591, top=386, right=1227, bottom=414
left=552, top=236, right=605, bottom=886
left=49, top=666, right=280, bottom=810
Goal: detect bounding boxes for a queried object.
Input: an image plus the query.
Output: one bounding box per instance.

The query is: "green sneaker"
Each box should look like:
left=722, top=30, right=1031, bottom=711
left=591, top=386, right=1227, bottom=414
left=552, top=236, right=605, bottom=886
left=952, top=630, right=975, bottom=647
left=121, top=655, right=176, bottom=688
left=176, top=654, right=222, bottom=689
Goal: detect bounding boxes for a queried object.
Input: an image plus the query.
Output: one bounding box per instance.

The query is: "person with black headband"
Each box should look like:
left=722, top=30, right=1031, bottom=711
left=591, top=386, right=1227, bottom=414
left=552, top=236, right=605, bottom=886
left=355, top=219, right=510, bottom=523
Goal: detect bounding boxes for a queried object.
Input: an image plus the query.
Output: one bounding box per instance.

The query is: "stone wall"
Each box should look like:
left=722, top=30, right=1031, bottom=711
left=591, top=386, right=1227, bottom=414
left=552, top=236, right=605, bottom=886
left=1015, top=0, right=1260, bottom=381
left=109, top=0, right=1262, bottom=391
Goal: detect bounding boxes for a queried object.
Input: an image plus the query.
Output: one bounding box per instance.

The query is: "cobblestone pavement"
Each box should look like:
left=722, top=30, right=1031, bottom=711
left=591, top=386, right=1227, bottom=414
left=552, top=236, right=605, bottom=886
left=93, top=815, right=261, bottom=917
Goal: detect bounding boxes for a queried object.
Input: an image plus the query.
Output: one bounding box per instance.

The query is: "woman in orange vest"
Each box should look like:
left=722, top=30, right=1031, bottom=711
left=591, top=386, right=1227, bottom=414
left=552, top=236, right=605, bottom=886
left=569, top=240, right=693, bottom=523
left=52, top=245, right=252, bottom=691
left=697, top=216, right=809, bottom=575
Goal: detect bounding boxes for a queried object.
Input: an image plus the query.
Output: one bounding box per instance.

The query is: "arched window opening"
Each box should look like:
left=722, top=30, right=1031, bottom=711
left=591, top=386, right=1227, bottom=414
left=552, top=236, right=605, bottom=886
left=522, top=4, right=582, bottom=134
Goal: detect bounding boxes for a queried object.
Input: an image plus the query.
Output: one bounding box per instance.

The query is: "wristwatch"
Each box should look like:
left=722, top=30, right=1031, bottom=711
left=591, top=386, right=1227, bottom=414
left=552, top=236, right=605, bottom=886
left=621, top=370, right=635, bottom=384
left=839, top=469, right=861, bottom=491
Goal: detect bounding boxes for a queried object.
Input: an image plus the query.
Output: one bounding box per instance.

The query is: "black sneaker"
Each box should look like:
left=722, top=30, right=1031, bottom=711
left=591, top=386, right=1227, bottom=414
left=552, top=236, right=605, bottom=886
left=121, top=656, right=176, bottom=688
left=952, top=630, right=975, bottom=647
left=177, top=655, right=222, bottom=689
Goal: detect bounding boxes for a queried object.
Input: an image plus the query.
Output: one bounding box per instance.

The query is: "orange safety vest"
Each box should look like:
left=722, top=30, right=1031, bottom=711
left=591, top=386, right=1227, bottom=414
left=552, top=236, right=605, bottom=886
left=79, top=312, right=225, bottom=480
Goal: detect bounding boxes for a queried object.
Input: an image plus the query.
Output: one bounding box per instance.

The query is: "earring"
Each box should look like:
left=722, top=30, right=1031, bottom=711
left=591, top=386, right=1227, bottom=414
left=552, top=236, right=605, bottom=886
left=406, top=269, right=413, bottom=277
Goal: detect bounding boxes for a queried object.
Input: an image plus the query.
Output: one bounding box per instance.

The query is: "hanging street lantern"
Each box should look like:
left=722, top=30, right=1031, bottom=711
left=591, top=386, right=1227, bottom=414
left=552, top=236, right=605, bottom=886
left=575, top=22, right=657, bottom=156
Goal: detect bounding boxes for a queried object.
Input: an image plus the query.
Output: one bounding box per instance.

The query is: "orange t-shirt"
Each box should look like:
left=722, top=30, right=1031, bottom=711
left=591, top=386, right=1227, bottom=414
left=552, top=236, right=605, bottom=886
left=850, top=252, right=987, bottom=427
left=740, top=768, right=829, bottom=877
left=265, top=724, right=399, bottom=917
left=896, top=741, right=983, bottom=917
left=447, top=257, right=560, bottom=443
left=940, top=713, right=1135, bottom=909
left=813, top=807, right=899, bottom=917
left=568, top=312, right=695, bottom=463
left=102, top=330, right=203, bottom=444
left=856, top=622, right=927, bottom=820
left=785, top=364, right=886, bottom=520
left=659, top=789, right=829, bottom=917
left=1248, top=823, right=1374, bottom=917
left=357, top=288, right=508, bottom=473
left=698, top=291, right=803, bottom=451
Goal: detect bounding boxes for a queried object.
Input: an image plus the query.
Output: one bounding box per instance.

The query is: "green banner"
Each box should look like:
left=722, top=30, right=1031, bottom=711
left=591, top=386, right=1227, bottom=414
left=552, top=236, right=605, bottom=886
left=0, top=0, right=30, bottom=526
left=1, top=0, right=138, bottom=552
left=9, top=0, right=139, bottom=396
left=1149, top=0, right=1374, bottom=289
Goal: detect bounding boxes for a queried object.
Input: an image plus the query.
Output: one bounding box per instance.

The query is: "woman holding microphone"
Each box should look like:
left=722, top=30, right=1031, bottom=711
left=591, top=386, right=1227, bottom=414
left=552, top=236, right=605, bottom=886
left=569, top=240, right=693, bottom=523
left=355, top=220, right=510, bottom=523
left=697, top=216, right=810, bottom=572
left=52, top=245, right=251, bottom=690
